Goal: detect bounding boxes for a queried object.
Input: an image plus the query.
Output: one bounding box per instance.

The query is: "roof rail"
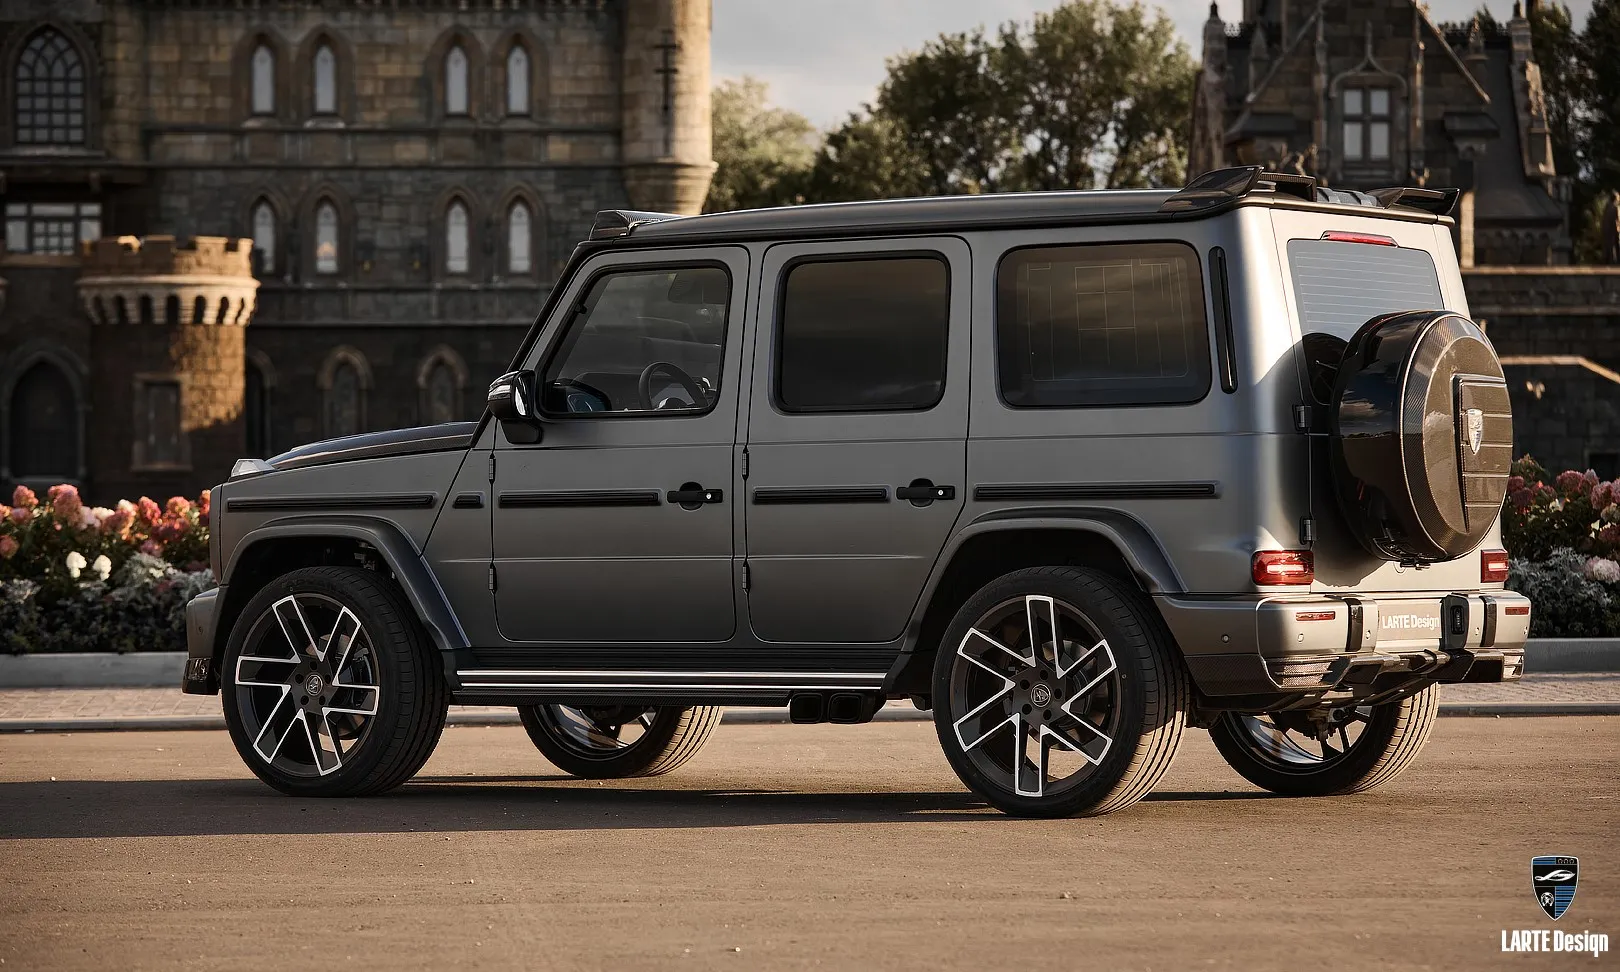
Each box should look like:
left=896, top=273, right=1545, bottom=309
left=1159, top=165, right=1458, bottom=218
left=589, top=209, right=683, bottom=241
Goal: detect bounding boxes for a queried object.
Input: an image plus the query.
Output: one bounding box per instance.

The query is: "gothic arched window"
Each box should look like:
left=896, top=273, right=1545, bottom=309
left=507, top=200, right=532, bottom=274
left=15, top=28, right=86, bottom=146
left=446, top=200, right=470, bottom=274
left=251, top=199, right=276, bottom=274
left=8, top=361, right=79, bottom=479
left=506, top=45, right=530, bottom=116
left=446, top=45, right=469, bottom=116
left=312, top=43, right=336, bottom=115
left=328, top=362, right=362, bottom=437
left=424, top=361, right=459, bottom=425
left=251, top=44, right=275, bottom=115
left=314, top=200, right=339, bottom=274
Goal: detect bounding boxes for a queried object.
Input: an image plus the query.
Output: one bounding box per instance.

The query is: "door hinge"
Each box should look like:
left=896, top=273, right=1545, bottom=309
left=741, top=562, right=750, bottom=591
left=487, top=452, right=496, bottom=482
left=1300, top=515, right=1317, bottom=545
left=488, top=564, right=497, bottom=592
left=741, top=448, right=749, bottom=479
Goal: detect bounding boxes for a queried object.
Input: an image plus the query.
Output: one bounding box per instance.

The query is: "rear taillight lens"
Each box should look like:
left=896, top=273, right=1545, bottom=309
left=1481, top=549, right=1510, bottom=583
left=1252, top=550, right=1314, bottom=586
left=1321, top=230, right=1397, bottom=245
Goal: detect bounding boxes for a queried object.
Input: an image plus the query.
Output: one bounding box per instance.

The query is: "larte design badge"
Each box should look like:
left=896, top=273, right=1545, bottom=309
left=1531, top=856, right=1578, bottom=920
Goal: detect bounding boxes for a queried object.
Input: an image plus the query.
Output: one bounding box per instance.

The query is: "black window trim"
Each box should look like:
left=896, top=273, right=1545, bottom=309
left=1209, top=246, right=1238, bottom=394
left=770, top=249, right=953, bottom=416
left=992, top=238, right=1215, bottom=410
left=533, top=257, right=734, bottom=422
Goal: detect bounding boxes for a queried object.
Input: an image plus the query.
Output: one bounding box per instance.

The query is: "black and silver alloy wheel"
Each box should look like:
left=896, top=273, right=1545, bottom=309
left=1209, top=686, right=1440, bottom=797
left=519, top=704, right=722, bottom=779
left=934, top=567, right=1188, bottom=818
left=234, top=593, right=381, bottom=778
left=222, top=566, right=447, bottom=797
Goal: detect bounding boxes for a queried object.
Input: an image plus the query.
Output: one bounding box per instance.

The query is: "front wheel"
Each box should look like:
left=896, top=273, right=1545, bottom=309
left=1208, top=686, right=1440, bottom=797
left=518, top=704, right=722, bottom=779
left=932, top=566, right=1188, bottom=817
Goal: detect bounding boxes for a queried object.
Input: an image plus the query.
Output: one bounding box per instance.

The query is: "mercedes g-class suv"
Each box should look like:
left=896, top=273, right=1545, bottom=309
left=186, top=165, right=1530, bottom=817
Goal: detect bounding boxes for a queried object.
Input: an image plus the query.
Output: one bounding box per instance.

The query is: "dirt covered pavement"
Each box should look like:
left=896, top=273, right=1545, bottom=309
left=1, top=717, right=1615, bottom=971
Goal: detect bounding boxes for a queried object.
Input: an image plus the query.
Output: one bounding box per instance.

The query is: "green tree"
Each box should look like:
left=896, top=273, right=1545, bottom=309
left=1582, top=0, right=1620, bottom=197
left=704, top=77, right=817, bottom=213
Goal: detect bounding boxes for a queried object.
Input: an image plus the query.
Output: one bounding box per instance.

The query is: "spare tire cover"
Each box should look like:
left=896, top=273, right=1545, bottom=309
left=1329, top=310, right=1513, bottom=563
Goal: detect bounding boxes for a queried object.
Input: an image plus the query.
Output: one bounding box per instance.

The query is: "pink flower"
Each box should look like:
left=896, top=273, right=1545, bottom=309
left=0, top=535, right=16, bottom=559
left=136, top=497, right=162, bottom=529
left=1509, top=488, right=1534, bottom=511
left=1594, top=481, right=1616, bottom=509
left=1600, top=524, right=1620, bottom=548
left=1555, top=470, right=1586, bottom=497
left=198, top=490, right=211, bottom=526
left=154, top=515, right=189, bottom=543
left=7, top=506, right=29, bottom=525
left=47, top=483, right=83, bottom=523
left=1507, top=475, right=1526, bottom=493
left=139, top=539, right=164, bottom=557
left=78, top=506, right=101, bottom=531
left=165, top=496, right=192, bottom=517
left=102, top=503, right=134, bottom=537
left=11, top=485, right=36, bottom=509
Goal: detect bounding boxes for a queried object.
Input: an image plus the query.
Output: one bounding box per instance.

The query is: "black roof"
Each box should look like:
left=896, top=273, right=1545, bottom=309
left=589, top=167, right=1454, bottom=246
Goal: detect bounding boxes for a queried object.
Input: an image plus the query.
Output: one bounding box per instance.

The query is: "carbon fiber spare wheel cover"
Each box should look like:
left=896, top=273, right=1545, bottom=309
left=1329, top=310, right=1513, bottom=562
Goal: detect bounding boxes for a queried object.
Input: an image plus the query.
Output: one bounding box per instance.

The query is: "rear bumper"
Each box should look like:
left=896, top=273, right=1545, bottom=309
left=182, top=586, right=222, bottom=695
left=1155, top=589, right=1530, bottom=702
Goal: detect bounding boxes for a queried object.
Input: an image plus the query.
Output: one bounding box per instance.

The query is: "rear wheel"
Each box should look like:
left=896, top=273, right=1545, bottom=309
left=1208, top=686, right=1439, bottom=796
left=518, top=704, right=721, bottom=779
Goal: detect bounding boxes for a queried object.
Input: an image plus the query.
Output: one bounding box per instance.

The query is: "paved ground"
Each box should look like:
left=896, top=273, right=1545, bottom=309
left=0, top=718, right=1614, bottom=971
left=3, top=673, right=1617, bottom=731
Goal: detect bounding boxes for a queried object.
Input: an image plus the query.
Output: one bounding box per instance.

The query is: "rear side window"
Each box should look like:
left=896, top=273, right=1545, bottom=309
left=776, top=256, right=949, bottom=412
left=996, top=242, right=1210, bottom=408
left=1286, top=239, right=1444, bottom=339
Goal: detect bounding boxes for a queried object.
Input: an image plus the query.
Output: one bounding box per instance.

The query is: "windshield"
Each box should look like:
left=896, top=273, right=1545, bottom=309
left=1286, top=239, right=1444, bottom=340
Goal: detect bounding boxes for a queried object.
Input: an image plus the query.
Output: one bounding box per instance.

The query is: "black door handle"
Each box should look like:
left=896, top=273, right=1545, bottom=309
left=896, top=481, right=955, bottom=506
left=667, top=483, right=724, bottom=509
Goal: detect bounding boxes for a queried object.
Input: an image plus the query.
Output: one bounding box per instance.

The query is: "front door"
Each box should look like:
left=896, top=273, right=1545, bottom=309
left=743, top=238, right=970, bottom=644
left=491, top=247, right=749, bottom=644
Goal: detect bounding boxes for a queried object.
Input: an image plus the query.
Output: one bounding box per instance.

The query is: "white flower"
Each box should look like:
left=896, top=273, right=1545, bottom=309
left=91, top=555, right=112, bottom=581
left=1583, top=557, right=1620, bottom=583
left=65, top=551, right=87, bottom=580
left=79, top=506, right=100, bottom=530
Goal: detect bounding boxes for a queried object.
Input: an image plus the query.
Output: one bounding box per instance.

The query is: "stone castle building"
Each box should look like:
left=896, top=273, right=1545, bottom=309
left=0, top=0, right=714, bottom=502
left=1193, top=0, right=1620, bottom=476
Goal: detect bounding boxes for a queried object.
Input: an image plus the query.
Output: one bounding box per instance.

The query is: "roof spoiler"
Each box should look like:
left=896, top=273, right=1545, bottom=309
left=1158, top=165, right=1459, bottom=217
left=589, top=209, right=683, bottom=240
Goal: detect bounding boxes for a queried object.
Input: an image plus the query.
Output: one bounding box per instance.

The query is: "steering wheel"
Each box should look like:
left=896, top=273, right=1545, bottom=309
left=637, top=361, right=707, bottom=411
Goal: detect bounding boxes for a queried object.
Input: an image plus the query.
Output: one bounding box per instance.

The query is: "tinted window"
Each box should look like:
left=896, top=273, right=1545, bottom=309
left=1286, top=239, right=1444, bottom=339
left=777, top=256, right=949, bottom=412
left=996, top=242, right=1210, bottom=407
left=542, top=266, right=729, bottom=415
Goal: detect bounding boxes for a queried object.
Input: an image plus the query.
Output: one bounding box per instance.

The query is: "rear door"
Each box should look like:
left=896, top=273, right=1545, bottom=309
left=742, top=238, right=970, bottom=644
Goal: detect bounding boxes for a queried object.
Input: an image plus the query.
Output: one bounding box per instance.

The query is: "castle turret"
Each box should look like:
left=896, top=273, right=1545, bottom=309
left=620, top=0, right=716, bottom=215
left=76, top=236, right=259, bottom=501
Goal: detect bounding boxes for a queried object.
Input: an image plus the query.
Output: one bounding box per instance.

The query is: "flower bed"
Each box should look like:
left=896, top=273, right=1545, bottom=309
left=1502, top=458, right=1620, bottom=637
left=1, top=485, right=213, bottom=654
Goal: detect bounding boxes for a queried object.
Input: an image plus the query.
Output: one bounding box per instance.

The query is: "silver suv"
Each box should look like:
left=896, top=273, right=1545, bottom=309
left=186, top=165, right=1529, bottom=817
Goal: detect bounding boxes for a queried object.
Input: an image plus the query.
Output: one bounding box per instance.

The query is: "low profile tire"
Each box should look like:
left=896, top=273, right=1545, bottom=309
left=932, top=566, right=1188, bottom=818
left=1208, top=686, right=1440, bottom=797
left=518, top=704, right=722, bottom=779
left=221, top=566, right=448, bottom=797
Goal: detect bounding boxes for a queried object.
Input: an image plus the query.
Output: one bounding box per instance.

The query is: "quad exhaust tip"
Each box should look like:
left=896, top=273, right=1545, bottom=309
left=789, top=692, right=880, bottom=725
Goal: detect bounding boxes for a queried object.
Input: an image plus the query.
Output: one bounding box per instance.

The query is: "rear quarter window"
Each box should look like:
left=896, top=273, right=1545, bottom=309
left=1286, top=239, right=1444, bottom=339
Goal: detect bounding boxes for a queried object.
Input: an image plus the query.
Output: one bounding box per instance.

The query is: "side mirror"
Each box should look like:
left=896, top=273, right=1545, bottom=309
left=487, top=370, right=543, bottom=443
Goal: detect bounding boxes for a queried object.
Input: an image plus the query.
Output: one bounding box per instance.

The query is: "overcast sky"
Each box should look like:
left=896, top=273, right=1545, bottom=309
left=712, top=0, right=1597, bottom=128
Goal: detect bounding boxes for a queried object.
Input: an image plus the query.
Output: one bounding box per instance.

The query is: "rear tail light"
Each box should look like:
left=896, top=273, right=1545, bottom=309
left=1321, top=230, right=1397, bottom=246
left=1294, top=611, right=1335, bottom=621
left=1505, top=604, right=1530, bottom=616
left=1252, top=550, right=1314, bottom=586
left=1480, top=549, right=1510, bottom=583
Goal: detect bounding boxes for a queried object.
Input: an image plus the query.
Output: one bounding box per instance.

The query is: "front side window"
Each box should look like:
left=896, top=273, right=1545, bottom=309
left=1343, top=87, right=1392, bottom=163
left=446, top=201, right=469, bottom=274
left=996, top=242, right=1210, bottom=408
left=314, top=201, right=339, bottom=274
left=312, top=44, right=336, bottom=115
left=506, top=45, right=530, bottom=115
left=507, top=200, right=532, bottom=274
left=15, top=28, right=85, bottom=146
left=446, top=45, right=469, bottom=116
left=541, top=265, right=730, bottom=416
left=251, top=44, right=275, bottom=115
left=776, top=256, right=949, bottom=412
left=5, top=202, right=100, bottom=255
left=134, top=379, right=183, bottom=468
left=251, top=200, right=276, bottom=273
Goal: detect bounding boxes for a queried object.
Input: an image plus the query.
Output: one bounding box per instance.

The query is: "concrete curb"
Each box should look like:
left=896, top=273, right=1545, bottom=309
left=2, top=702, right=1614, bottom=734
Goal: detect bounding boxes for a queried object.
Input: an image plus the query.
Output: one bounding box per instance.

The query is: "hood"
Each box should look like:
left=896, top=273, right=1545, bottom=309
left=266, top=422, right=479, bottom=471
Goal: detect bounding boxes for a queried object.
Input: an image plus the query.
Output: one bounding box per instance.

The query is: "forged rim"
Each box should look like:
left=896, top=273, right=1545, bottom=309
left=234, top=593, right=381, bottom=778
left=536, top=705, right=658, bottom=760
left=949, top=594, right=1121, bottom=799
left=1231, top=707, right=1373, bottom=772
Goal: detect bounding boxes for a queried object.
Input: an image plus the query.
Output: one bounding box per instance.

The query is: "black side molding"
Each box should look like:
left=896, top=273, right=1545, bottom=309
left=973, top=482, right=1220, bottom=502
left=752, top=486, right=891, bottom=505
left=1209, top=246, right=1238, bottom=394
left=224, top=493, right=438, bottom=512
left=500, top=490, right=662, bottom=508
